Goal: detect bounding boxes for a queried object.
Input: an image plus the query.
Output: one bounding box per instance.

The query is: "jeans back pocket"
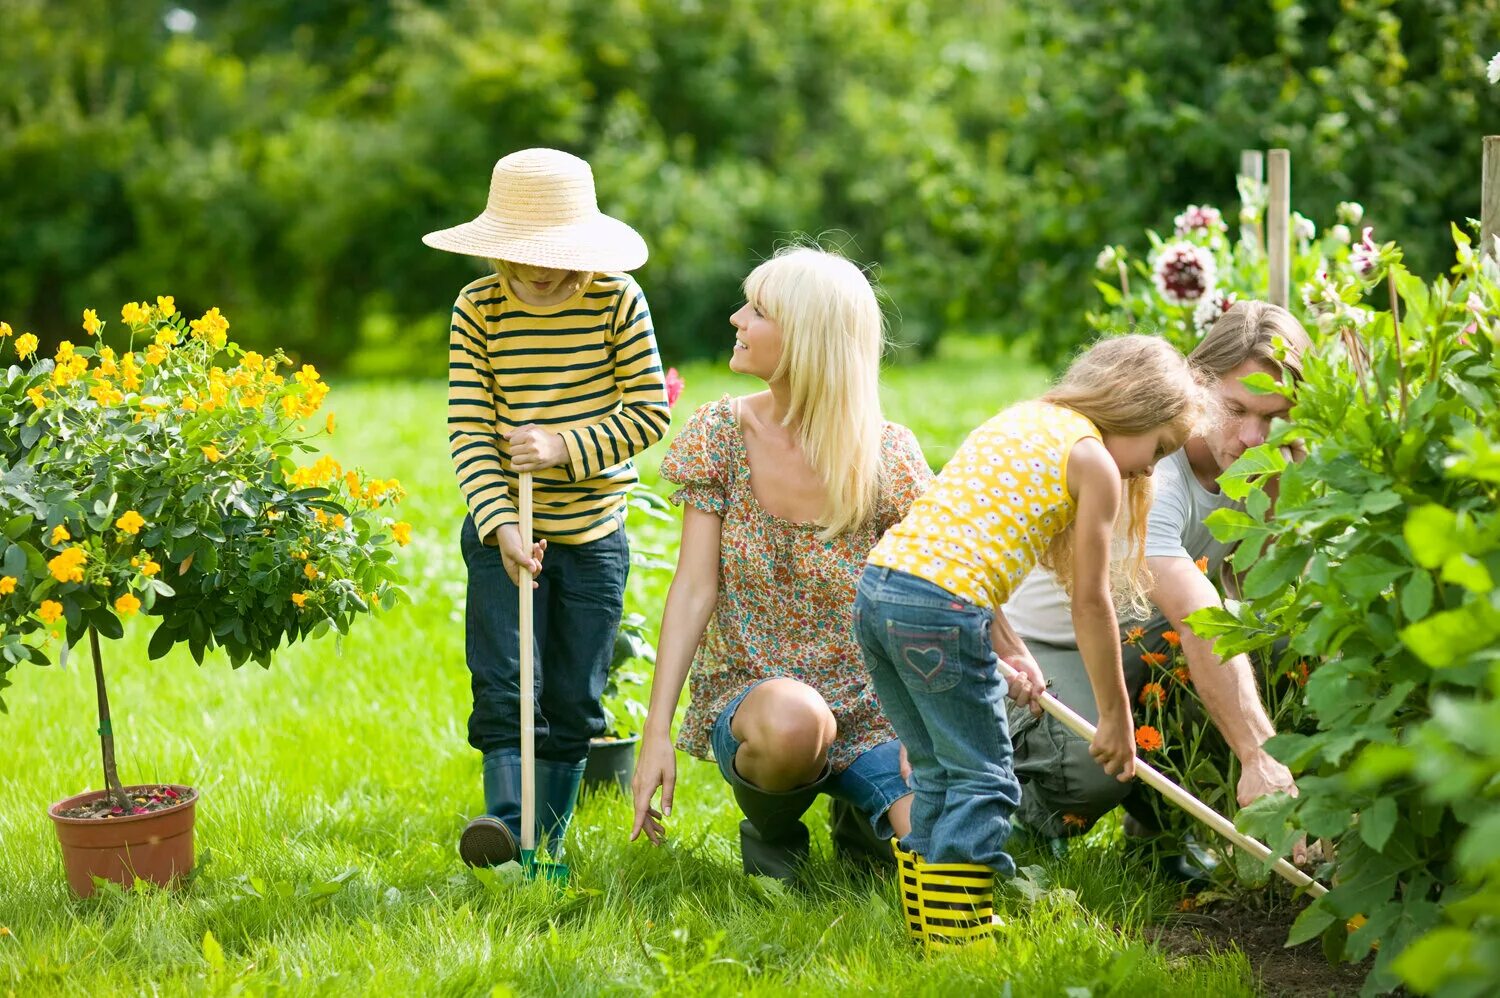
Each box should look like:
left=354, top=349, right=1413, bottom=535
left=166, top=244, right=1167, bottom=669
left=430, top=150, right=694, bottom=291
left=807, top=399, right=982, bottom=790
left=886, top=621, right=963, bottom=694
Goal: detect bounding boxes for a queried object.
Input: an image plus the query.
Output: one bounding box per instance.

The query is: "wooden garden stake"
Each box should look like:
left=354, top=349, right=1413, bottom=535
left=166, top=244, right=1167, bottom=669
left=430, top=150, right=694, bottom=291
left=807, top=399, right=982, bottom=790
left=1483, top=136, right=1500, bottom=262
left=1267, top=149, right=1291, bottom=308
left=996, top=659, right=1329, bottom=899
left=1239, top=149, right=1265, bottom=255
left=518, top=470, right=537, bottom=859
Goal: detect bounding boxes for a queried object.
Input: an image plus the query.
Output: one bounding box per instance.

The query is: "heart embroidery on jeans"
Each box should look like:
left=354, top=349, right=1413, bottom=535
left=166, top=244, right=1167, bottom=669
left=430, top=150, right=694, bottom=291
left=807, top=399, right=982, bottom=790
left=902, top=645, right=945, bottom=682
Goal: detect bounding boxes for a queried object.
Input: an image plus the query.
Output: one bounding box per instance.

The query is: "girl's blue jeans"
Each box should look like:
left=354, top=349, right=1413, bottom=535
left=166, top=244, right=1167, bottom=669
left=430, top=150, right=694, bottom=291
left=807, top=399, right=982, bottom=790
left=854, top=565, right=1020, bottom=875
left=460, top=514, right=628, bottom=764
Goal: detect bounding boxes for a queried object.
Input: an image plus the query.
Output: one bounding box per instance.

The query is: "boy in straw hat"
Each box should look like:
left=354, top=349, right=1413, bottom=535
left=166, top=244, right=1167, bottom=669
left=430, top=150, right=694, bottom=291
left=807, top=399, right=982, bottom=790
left=425, top=148, right=672, bottom=867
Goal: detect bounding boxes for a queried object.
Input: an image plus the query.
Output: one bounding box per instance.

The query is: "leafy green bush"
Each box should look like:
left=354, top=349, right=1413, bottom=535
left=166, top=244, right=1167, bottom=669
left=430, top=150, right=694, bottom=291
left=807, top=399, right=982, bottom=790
left=0, top=299, right=409, bottom=705
left=1185, top=227, right=1500, bottom=993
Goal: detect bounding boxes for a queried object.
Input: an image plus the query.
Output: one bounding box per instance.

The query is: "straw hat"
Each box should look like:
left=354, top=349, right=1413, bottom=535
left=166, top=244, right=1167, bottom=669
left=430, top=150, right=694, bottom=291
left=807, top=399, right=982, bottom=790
left=422, top=149, right=647, bottom=271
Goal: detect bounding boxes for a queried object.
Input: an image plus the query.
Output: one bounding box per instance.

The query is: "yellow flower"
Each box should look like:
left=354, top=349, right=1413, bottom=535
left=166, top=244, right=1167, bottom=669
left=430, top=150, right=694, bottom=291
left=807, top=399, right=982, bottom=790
left=27, top=387, right=47, bottom=410
left=325, top=412, right=336, bottom=435
left=55, top=340, right=75, bottom=363
left=98, top=346, right=118, bottom=376
left=155, top=328, right=179, bottom=348
left=49, top=524, right=70, bottom=545
left=189, top=307, right=229, bottom=349
left=89, top=383, right=124, bottom=407
left=0, top=321, right=10, bottom=338
left=15, top=333, right=38, bottom=359
left=201, top=444, right=224, bottom=463
left=303, top=563, right=319, bottom=581
left=314, top=509, right=328, bottom=525
left=156, top=295, right=176, bottom=317
left=141, top=558, right=161, bottom=577
left=295, top=364, right=321, bottom=386
left=121, top=301, right=150, bottom=325
left=391, top=522, right=413, bottom=547
left=239, top=391, right=265, bottom=410
left=48, top=546, right=87, bottom=583
left=332, top=514, right=346, bottom=529
left=144, top=344, right=168, bottom=366
left=291, top=592, right=308, bottom=609
left=38, top=600, right=63, bottom=624
left=0, top=576, right=15, bottom=595
left=120, top=353, right=142, bottom=391
left=344, top=471, right=363, bottom=499
left=115, top=510, right=147, bottom=536
left=82, top=309, right=101, bottom=336
left=114, top=593, right=141, bottom=617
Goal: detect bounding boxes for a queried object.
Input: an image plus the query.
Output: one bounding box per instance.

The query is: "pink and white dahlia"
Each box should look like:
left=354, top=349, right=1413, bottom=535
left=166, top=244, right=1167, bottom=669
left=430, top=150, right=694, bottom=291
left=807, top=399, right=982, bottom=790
left=1152, top=241, right=1216, bottom=305
left=1192, top=289, right=1237, bottom=336
left=1350, top=227, right=1380, bottom=279
left=1173, top=204, right=1227, bottom=241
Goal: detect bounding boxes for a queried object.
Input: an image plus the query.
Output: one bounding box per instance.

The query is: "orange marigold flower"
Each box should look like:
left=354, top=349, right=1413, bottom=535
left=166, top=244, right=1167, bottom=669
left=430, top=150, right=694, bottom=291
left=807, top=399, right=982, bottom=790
left=1141, top=651, right=1169, bottom=667
left=1135, top=725, right=1163, bottom=752
left=38, top=600, right=63, bottom=624
left=1162, top=631, right=1181, bottom=647
left=1195, top=556, right=1210, bottom=573
left=1138, top=682, right=1166, bottom=708
left=1287, top=661, right=1310, bottom=687
left=1062, top=813, right=1087, bottom=829
left=1173, top=667, right=1192, bottom=685
left=114, top=593, right=141, bottom=617
left=1124, top=626, right=1146, bottom=645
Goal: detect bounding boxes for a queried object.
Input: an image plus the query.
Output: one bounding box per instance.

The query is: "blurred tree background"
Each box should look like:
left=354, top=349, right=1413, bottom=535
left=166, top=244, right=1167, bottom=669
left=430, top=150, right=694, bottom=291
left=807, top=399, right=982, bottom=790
left=4, top=0, right=1498, bottom=372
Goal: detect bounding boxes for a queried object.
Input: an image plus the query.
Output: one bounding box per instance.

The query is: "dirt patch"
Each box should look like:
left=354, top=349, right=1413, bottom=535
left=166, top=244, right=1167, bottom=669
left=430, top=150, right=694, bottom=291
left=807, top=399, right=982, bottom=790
left=1147, top=896, right=1373, bottom=997
left=56, top=785, right=195, bottom=820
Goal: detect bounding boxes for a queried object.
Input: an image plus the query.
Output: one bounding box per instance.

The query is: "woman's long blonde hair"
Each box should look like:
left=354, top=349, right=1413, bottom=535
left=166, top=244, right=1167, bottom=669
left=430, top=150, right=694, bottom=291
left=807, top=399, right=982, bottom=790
left=1040, top=334, right=1206, bottom=617
left=743, top=246, right=886, bottom=541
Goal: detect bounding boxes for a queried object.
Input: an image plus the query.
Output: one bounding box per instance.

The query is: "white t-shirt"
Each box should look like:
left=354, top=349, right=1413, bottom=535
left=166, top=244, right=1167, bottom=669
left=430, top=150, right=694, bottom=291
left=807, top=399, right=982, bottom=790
left=1006, top=447, right=1241, bottom=643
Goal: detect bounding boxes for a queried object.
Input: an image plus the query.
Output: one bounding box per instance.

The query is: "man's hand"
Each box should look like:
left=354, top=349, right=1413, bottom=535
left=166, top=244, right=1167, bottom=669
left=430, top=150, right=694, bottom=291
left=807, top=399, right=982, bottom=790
left=1238, top=749, right=1305, bottom=864
left=489, top=523, right=546, bottom=586
left=998, top=648, right=1046, bottom=716
left=508, top=424, right=569, bottom=472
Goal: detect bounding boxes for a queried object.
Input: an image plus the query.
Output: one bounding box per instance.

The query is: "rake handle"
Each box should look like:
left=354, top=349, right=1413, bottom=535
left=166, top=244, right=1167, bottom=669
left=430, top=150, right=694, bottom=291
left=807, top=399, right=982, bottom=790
left=996, top=659, right=1328, bottom=899
left=518, top=471, right=536, bottom=854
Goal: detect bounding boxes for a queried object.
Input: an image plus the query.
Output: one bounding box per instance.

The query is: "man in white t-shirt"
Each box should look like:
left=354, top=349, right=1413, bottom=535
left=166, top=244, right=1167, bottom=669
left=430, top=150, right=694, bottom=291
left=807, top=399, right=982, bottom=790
left=1005, top=302, right=1312, bottom=858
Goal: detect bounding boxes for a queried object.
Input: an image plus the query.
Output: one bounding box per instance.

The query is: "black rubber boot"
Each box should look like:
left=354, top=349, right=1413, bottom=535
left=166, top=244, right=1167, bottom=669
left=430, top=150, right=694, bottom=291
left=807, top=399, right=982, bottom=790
left=728, top=762, right=829, bottom=881
left=828, top=799, right=896, bottom=872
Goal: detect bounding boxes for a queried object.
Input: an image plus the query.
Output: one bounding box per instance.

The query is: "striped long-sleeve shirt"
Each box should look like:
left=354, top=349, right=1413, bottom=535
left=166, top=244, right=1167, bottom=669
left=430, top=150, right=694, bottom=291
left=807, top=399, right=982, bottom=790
left=448, top=271, right=671, bottom=545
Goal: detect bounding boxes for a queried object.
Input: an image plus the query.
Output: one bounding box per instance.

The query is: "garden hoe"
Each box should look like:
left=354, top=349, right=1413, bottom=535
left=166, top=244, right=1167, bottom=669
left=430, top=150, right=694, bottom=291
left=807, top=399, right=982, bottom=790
left=995, top=659, right=1328, bottom=899
left=518, top=471, right=568, bottom=885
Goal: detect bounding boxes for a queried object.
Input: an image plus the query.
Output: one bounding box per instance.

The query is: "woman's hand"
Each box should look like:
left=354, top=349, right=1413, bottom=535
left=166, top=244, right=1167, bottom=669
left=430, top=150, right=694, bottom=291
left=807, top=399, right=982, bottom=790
left=1090, top=706, right=1137, bottom=782
left=630, top=732, right=677, bottom=845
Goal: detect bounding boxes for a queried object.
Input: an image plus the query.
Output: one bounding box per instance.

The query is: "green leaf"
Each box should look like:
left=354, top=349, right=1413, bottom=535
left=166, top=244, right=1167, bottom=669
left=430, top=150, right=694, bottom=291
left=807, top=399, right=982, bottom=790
left=1358, top=797, right=1397, bottom=852
left=1389, top=927, right=1479, bottom=994
left=1217, top=444, right=1288, bottom=502
left=1285, top=902, right=1336, bottom=947
left=202, top=929, right=225, bottom=975
left=1400, top=597, right=1500, bottom=667
left=1441, top=553, right=1494, bottom=593
left=3, top=514, right=30, bottom=540
left=1400, top=570, right=1434, bottom=622
left=1404, top=504, right=1463, bottom=570
left=1203, top=508, right=1270, bottom=544
left=148, top=622, right=178, bottom=661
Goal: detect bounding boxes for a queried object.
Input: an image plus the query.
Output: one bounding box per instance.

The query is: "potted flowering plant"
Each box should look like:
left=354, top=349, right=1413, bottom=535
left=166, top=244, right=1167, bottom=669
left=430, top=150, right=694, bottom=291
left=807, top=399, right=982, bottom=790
left=0, top=300, right=411, bottom=896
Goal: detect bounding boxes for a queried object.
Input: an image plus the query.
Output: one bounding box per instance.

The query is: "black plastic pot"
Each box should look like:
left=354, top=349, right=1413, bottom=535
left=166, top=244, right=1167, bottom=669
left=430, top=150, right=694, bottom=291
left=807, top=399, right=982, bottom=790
left=582, top=735, right=640, bottom=795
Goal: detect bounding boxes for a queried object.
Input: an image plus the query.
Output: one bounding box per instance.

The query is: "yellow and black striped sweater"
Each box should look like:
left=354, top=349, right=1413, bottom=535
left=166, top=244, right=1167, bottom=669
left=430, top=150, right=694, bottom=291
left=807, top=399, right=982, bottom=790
left=447, top=272, right=671, bottom=544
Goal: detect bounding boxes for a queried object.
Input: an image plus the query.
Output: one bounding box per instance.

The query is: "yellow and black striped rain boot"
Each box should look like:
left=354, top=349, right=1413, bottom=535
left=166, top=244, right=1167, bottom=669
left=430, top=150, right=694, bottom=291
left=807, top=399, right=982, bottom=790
left=891, top=840, right=924, bottom=946
left=912, top=857, right=996, bottom=951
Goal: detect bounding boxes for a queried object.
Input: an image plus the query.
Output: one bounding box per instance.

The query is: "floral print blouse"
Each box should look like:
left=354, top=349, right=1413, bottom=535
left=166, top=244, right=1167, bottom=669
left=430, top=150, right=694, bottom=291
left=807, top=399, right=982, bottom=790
left=660, top=396, right=933, bottom=772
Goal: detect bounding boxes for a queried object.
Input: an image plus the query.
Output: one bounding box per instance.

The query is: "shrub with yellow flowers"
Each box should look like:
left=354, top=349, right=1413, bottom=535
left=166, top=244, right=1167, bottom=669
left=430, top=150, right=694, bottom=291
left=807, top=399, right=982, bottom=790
left=0, top=300, right=411, bottom=807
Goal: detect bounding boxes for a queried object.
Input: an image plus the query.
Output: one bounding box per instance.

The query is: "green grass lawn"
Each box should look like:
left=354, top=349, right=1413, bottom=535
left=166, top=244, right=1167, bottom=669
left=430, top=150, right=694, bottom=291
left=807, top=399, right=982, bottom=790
left=0, top=341, right=1261, bottom=995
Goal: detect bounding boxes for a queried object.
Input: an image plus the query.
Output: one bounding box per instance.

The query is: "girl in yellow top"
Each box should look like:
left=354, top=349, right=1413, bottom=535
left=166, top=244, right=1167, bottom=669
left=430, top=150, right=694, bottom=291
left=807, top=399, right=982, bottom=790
left=856, top=335, right=1204, bottom=884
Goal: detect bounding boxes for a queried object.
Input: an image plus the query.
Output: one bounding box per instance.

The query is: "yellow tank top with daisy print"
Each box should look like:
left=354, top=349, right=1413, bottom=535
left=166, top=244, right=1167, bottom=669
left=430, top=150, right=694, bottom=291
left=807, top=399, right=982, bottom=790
left=868, top=400, right=1101, bottom=610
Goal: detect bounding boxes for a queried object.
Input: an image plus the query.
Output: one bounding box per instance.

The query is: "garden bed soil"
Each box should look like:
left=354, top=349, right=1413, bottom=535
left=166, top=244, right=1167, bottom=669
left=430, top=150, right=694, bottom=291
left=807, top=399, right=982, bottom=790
left=56, top=785, right=195, bottom=820
left=1149, top=897, right=1373, bottom=997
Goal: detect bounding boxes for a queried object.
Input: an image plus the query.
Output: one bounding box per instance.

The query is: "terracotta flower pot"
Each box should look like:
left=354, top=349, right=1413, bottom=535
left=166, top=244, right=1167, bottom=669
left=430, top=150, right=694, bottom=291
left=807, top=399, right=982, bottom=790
left=582, top=735, right=640, bottom=795
left=48, top=784, right=197, bottom=897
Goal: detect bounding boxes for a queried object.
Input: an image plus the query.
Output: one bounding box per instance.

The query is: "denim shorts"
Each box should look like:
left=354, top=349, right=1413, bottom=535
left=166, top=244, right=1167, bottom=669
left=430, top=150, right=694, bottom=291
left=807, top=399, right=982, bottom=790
left=710, top=678, right=912, bottom=838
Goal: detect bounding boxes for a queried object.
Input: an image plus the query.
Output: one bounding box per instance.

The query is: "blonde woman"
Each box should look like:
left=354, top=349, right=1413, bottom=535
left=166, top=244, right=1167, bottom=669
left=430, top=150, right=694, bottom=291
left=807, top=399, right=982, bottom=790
left=858, top=335, right=1205, bottom=896
left=629, top=247, right=933, bottom=880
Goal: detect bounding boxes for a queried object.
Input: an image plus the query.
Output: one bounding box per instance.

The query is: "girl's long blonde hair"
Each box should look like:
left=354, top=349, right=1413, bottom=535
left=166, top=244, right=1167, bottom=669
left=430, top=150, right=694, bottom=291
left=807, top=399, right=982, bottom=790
left=1040, top=334, right=1207, bottom=617
left=743, top=246, right=886, bottom=541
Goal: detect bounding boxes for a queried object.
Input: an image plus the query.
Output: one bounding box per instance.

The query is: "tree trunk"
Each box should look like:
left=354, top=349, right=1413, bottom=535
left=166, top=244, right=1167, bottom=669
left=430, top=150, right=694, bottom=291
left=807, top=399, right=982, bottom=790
left=89, top=628, right=129, bottom=811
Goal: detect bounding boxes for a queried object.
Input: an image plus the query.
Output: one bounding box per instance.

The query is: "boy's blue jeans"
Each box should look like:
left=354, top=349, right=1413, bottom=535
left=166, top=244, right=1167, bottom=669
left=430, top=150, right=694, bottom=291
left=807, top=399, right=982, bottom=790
left=460, top=514, right=628, bottom=764
left=854, top=565, right=1021, bottom=875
